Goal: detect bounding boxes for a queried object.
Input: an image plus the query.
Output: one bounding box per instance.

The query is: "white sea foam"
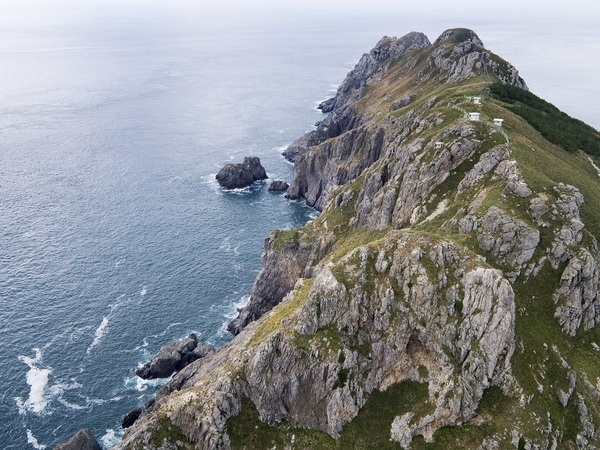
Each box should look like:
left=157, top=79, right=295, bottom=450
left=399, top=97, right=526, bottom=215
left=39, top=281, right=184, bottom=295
left=140, top=285, right=147, bottom=296
left=15, top=349, right=52, bottom=415
left=125, top=374, right=168, bottom=393
left=86, top=316, right=109, bottom=355
left=101, top=428, right=123, bottom=448
left=26, top=429, right=46, bottom=449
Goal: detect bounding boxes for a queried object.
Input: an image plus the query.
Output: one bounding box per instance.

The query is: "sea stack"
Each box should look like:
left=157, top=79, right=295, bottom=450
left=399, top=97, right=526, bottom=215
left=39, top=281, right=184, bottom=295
left=215, top=156, right=268, bottom=189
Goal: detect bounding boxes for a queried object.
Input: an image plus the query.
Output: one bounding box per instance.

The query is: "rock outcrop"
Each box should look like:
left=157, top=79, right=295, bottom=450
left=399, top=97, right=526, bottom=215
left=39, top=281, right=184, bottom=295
left=114, top=28, right=600, bottom=450
left=135, top=334, right=214, bottom=379
left=268, top=180, right=289, bottom=192
left=53, top=429, right=101, bottom=450
left=215, top=156, right=267, bottom=189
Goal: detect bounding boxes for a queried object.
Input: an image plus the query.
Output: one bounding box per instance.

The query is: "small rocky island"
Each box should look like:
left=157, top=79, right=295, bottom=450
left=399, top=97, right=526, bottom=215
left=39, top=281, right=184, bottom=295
left=215, top=156, right=267, bottom=189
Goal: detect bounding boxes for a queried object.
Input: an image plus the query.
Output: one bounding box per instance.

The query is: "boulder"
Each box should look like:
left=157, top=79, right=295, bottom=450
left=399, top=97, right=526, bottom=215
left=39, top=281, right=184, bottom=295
left=53, top=429, right=101, bottom=450
left=215, top=156, right=267, bottom=189
left=268, top=180, right=289, bottom=192
left=135, top=334, right=215, bottom=380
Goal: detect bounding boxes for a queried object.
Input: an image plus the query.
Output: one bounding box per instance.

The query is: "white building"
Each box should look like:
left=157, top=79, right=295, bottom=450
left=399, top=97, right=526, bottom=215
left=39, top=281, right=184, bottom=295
left=473, top=96, right=481, bottom=105
left=493, top=118, right=504, bottom=127
left=469, top=112, right=480, bottom=121
left=434, top=141, right=444, bottom=149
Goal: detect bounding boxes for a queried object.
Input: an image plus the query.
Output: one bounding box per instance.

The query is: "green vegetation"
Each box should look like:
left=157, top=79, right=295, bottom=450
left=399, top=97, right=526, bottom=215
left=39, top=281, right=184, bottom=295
left=489, top=83, right=600, bottom=155
left=227, top=381, right=430, bottom=450
left=148, top=416, right=193, bottom=449
left=247, top=278, right=314, bottom=348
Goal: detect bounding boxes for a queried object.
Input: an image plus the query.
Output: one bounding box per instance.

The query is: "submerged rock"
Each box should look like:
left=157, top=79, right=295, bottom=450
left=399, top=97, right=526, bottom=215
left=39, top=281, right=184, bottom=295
left=53, top=429, right=101, bottom=450
left=215, top=156, right=267, bottom=189
left=135, top=334, right=215, bottom=379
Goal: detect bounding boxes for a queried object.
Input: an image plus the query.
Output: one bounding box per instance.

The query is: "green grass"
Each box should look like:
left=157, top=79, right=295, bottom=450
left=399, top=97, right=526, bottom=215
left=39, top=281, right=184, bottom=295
left=247, top=278, right=314, bottom=348
left=148, top=415, right=193, bottom=449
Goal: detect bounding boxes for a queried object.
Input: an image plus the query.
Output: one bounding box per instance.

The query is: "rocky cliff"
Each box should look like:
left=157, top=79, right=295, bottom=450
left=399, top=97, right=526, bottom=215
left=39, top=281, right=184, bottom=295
left=114, top=28, right=600, bottom=449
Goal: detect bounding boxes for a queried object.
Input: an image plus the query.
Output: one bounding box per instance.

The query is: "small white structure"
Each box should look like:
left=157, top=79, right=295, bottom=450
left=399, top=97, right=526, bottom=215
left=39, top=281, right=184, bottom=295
left=473, top=96, right=481, bottom=105
left=434, top=141, right=444, bottom=149
left=493, top=118, right=504, bottom=127
left=469, top=112, right=480, bottom=121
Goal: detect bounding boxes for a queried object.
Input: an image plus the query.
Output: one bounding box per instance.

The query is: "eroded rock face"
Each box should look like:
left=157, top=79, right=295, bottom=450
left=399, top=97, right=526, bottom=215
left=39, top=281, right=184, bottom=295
left=215, top=156, right=267, bottom=189
left=477, top=206, right=540, bottom=280
left=54, top=429, right=101, bottom=450
left=554, top=248, right=600, bottom=336
left=227, top=230, right=326, bottom=335
left=116, top=234, right=515, bottom=449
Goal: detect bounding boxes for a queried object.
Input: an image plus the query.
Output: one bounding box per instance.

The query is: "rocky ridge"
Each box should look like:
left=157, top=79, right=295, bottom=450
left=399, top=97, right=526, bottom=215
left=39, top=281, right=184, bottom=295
left=115, top=28, right=600, bottom=449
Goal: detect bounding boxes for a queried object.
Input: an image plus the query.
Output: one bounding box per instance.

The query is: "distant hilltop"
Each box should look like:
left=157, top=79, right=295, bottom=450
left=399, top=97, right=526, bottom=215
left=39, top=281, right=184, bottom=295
left=107, top=28, right=600, bottom=449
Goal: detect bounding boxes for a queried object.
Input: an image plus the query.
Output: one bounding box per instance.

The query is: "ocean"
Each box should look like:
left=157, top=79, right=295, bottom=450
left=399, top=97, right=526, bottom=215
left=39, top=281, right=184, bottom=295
left=1, top=4, right=599, bottom=449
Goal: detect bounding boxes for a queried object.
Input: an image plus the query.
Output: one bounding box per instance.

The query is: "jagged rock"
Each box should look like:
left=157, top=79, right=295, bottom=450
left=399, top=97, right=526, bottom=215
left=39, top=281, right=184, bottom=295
left=554, top=248, right=600, bottom=336
left=318, top=97, right=336, bottom=113
left=268, top=180, right=289, bottom=192
left=457, top=145, right=508, bottom=194
left=529, top=196, right=549, bottom=224
left=53, top=429, right=101, bottom=450
left=215, top=156, right=267, bottom=189
left=121, top=407, right=142, bottom=428
left=227, top=230, right=323, bottom=335
left=477, top=206, right=540, bottom=279
left=389, top=96, right=412, bottom=111
left=135, top=334, right=214, bottom=379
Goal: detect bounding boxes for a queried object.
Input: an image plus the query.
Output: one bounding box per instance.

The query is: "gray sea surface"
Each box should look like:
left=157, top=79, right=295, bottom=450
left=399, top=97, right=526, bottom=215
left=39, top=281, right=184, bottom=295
left=1, top=4, right=598, bottom=448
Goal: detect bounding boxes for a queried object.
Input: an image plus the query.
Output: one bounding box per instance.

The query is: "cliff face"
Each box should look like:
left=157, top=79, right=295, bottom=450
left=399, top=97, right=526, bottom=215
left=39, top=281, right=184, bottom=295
left=115, top=29, right=600, bottom=449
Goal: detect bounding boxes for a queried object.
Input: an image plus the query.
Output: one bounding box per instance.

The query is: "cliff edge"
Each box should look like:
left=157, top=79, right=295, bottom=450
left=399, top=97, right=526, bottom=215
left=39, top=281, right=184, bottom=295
left=115, top=28, right=600, bottom=450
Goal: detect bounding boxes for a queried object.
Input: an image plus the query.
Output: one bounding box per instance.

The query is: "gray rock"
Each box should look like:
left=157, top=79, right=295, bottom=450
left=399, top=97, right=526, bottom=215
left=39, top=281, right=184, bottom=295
left=389, top=96, right=412, bottom=111
left=318, top=97, right=336, bottom=113
left=53, top=429, right=101, bottom=450
left=268, top=180, right=289, bottom=192
left=554, top=249, right=600, bottom=336
left=215, top=156, right=267, bottom=189
left=477, top=206, right=540, bottom=279
left=135, top=334, right=215, bottom=379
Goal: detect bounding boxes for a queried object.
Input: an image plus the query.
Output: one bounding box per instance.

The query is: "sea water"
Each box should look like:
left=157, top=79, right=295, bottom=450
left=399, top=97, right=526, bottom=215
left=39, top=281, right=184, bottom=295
left=1, top=5, right=599, bottom=449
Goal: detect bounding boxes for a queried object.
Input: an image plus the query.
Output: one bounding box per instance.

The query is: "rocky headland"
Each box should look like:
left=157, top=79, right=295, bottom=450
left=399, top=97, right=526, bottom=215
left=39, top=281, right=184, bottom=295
left=112, top=28, right=600, bottom=449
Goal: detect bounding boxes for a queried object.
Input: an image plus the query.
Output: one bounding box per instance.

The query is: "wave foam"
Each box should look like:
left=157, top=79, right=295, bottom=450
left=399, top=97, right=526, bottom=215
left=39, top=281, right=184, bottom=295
left=101, top=429, right=123, bottom=448
left=86, top=316, right=109, bottom=355
left=124, top=374, right=168, bottom=393
left=26, top=429, right=46, bottom=450
left=15, top=349, right=52, bottom=415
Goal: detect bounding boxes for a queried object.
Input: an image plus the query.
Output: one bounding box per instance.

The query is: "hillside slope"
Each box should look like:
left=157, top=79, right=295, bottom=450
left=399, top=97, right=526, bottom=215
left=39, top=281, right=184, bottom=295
left=115, top=28, right=600, bottom=450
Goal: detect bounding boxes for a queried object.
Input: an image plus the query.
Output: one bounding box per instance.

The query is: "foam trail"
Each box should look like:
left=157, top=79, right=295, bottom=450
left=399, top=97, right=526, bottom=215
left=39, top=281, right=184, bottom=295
left=16, top=349, right=51, bottom=415
left=125, top=373, right=168, bottom=393
left=101, top=429, right=123, bottom=448
left=26, top=430, right=46, bottom=449
left=86, top=316, right=109, bottom=354
left=140, top=285, right=147, bottom=296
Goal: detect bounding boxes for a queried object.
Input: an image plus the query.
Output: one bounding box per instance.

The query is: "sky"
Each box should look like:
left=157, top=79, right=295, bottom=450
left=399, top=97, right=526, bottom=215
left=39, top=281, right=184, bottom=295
left=1, top=0, right=599, bottom=20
